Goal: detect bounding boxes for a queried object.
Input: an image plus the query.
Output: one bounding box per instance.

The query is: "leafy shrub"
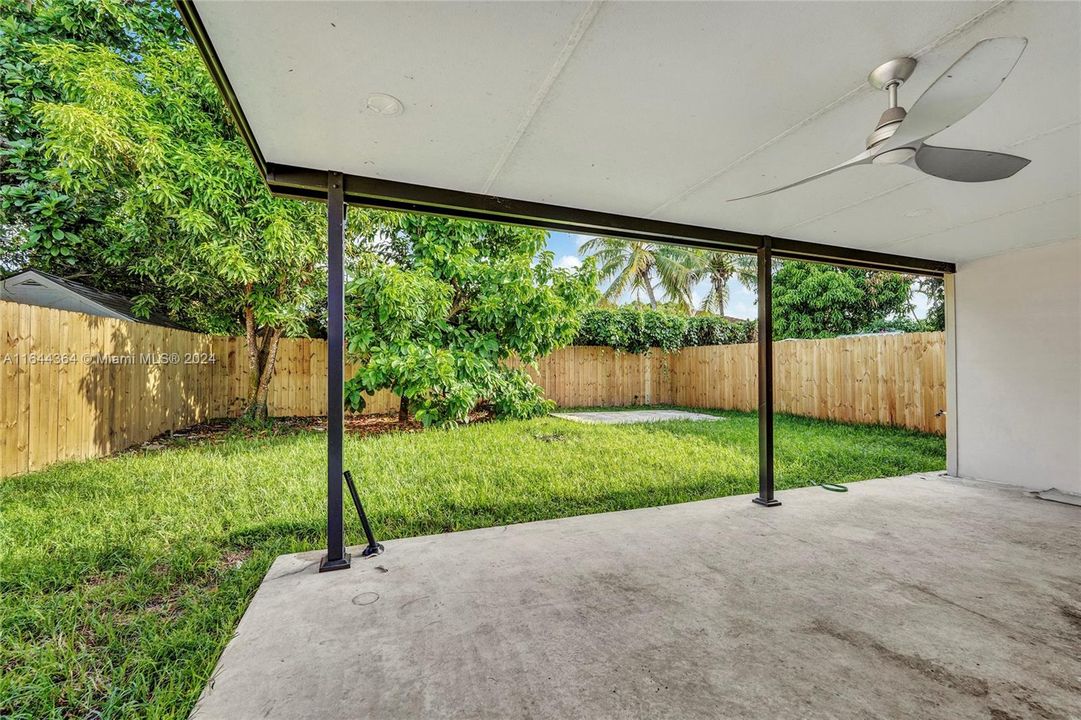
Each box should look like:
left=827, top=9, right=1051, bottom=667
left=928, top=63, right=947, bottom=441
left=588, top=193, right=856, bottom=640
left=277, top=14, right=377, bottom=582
left=486, top=366, right=555, bottom=419
left=683, top=314, right=756, bottom=346
left=573, top=307, right=754, bottom=352
left=574, top=307, right=686, bottom=353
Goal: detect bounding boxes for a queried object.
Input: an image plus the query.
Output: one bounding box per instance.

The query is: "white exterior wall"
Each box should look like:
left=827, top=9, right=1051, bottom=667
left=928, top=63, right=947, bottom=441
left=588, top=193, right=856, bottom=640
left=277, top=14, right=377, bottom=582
left=952, top=237, right=1081, bottom=494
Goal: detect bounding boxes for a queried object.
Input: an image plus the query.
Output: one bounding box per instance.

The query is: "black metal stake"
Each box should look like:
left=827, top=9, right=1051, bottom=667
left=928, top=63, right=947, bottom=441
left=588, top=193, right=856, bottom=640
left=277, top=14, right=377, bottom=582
left=344, top=471, right=384, bottom=557
left=320, top=172, right=352, bottom=571
left=753, top=237, right=781, bottom=508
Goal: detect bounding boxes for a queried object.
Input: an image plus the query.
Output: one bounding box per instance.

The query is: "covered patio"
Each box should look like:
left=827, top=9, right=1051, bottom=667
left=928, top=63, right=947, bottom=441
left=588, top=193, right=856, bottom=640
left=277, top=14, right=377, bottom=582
left=177, top=1, right=1079, bottom=717
left=192, top=474, right=1081, bottom=719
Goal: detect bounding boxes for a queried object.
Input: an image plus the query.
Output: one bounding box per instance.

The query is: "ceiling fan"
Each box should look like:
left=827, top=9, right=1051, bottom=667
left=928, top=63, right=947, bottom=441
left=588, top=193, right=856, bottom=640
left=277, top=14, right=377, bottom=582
left=730, top=37, right=1030, bottom=201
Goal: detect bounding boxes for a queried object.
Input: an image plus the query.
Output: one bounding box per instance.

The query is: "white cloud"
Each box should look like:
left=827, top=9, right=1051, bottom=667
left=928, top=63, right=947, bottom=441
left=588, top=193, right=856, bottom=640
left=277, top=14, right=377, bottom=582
left=726, top=299, right=757, bottom=320
left=555, top=254, right=582, bottom=270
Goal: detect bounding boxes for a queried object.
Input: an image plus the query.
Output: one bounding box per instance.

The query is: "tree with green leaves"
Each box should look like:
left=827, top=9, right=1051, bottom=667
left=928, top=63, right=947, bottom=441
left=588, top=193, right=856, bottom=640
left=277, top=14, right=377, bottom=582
left=344, top=215, right=597, bottom=427
left=914, top=276, right=945, bottom=330
left=579, top=237, right=697, bottom=310
left=1, top=0, right=187, bottom=282
left=28, top=12, right=326, bottom=420
left=771, top=260, right=915, bottom=339
left=688, top=250, right=757, bottom=316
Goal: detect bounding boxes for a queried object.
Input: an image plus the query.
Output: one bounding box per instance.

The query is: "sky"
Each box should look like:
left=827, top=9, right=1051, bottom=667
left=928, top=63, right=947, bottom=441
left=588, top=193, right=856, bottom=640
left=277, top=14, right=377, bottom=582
left=545, top=231, right=930, bottom=320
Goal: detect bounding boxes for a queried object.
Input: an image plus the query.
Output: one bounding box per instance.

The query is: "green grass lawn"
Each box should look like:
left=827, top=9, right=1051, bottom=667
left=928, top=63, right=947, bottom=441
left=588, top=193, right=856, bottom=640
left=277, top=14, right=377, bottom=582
left=0, top=409, right=944, bottom=719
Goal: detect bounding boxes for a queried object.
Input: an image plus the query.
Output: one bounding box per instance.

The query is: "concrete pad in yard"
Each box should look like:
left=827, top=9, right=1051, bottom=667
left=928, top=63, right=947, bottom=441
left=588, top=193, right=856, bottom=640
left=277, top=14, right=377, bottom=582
left=191, top=474, right=1081, bottom=720
left=551, top=409, right=724, bottom=424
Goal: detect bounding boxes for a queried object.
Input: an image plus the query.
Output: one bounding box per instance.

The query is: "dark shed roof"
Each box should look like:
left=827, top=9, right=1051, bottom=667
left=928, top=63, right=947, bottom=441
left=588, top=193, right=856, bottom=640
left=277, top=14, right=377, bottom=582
left=1, top=269, right=184, bottom=329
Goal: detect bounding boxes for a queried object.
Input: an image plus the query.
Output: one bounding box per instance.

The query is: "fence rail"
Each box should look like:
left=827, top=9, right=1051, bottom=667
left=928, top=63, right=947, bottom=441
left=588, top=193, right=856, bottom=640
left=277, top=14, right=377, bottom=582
left=1, top=300, right=945, bottom=477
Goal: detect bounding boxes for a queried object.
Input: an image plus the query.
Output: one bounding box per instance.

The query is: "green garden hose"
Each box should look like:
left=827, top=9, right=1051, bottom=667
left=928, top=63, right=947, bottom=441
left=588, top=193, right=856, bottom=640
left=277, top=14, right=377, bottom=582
left=817, top=482, right=849, bottom=492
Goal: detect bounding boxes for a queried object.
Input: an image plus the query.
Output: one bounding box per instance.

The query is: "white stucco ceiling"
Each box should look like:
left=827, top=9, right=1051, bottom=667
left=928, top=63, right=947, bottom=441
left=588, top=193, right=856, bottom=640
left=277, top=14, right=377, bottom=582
left=194, top=1, right=1081, bottom=264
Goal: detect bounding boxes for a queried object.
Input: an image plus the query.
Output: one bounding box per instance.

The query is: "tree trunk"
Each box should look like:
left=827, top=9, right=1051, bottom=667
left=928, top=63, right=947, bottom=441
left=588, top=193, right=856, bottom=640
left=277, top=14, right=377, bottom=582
left=242, top=305, right=283, bottom=422
left=644, top=281, right=658, bottom=310
left=712, top=274, right=726, bottom=317
left=243, top=307, right=262, bottom=419
left=252, top=329, right=283, bottom=420
left=398, top=395, right=409, bottom=425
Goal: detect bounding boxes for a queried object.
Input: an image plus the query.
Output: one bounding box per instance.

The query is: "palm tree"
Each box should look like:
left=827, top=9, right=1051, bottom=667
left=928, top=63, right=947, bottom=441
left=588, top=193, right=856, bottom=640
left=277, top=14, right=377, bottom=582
left=579, top=237, right=698, bottom=310
left=689, top=250, right=757, bottom=316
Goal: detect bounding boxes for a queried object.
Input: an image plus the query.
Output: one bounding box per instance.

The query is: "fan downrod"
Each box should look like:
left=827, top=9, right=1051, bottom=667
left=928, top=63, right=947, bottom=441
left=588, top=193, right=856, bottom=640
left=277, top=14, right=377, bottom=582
left=866, top=57, right=917, bottom=150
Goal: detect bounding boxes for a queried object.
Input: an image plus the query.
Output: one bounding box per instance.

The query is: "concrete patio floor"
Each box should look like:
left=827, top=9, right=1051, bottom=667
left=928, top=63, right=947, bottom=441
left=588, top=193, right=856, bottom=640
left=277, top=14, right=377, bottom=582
left=192, top=474, right=1081, bottom=720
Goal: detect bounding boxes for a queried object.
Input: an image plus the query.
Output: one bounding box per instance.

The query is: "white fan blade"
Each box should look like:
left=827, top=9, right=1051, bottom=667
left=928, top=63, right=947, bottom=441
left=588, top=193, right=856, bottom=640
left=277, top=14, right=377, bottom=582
left=728, top=149, right=874, bottom=201
left=911, top=143, right=1030, bottom=182
left=882, top=37, right=1027, bottom=152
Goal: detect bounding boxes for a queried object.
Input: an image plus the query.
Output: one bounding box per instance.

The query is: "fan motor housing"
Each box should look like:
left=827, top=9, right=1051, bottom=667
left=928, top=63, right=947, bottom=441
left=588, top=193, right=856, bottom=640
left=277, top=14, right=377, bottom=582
left=866, top=106, right=908, bottom=149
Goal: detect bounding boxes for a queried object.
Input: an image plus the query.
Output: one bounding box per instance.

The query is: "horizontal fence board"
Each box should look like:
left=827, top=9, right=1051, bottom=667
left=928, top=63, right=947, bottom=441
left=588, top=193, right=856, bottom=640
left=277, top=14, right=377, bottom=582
left=1, top=300, right=945, bottom=477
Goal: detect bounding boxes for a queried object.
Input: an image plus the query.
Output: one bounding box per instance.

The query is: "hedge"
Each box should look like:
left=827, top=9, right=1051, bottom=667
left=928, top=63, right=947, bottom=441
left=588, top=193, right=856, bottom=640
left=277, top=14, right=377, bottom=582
left=573, top=307, right=755, bottom=353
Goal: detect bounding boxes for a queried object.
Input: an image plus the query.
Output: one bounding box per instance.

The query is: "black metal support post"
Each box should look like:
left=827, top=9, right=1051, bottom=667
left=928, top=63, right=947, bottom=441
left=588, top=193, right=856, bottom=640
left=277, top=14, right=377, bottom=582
left=320, top=172, right=351, bottom=571
left=753, top=237, right=781, bottom=507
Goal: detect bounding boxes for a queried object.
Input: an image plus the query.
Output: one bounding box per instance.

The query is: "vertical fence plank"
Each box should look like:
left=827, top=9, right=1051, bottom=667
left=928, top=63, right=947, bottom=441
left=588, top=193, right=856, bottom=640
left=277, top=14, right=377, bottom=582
left=1, top=303, right=28, bottom=475
left=30, top=307, right=58, bottom=471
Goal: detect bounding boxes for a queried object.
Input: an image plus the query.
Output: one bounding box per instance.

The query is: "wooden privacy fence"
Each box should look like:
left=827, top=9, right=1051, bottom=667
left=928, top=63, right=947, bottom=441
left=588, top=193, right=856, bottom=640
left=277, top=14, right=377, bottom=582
left=511, top=334, right=946, bottom=434
left=3, top=301, right=237, bottom=477
left=0, top=301, right=397, bottom=477
left=1, top=300, right=945, bottom=477
left=667, top=334, right=946, bottom=432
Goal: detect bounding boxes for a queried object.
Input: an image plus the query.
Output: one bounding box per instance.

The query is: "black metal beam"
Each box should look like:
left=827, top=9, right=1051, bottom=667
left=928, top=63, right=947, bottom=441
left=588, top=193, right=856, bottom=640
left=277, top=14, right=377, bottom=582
left=753, top=238, right=781, bottom=508
left=319, top=172, right=350, bottom=572
left=266, top=164, right=955, bottom=276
